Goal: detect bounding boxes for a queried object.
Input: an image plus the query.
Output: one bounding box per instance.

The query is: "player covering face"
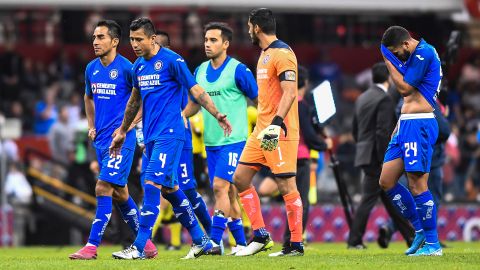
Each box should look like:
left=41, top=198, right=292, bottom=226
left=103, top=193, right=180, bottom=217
left=69, top=20, right=157, bottom=260
left=380, top=26, right=443, bottom=256
left=110, top=17, right=231, bottom=260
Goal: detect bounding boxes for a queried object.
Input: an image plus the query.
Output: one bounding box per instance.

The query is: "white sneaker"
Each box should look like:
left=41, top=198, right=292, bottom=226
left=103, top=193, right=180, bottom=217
left=235, top=235, right=273, bottom=256
left=112, top=245, right=145, bottom=260
left=229, top=245, right=246, bottom=255
left=182, top=240, right=213, bottom=259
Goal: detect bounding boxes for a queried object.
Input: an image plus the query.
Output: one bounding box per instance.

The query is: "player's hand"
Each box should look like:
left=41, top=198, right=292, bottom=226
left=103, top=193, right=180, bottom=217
left=256, top=125, right=281, bottom=151
left=216, top=113, right=232, bottom=137
left=325, top=137, right=333, bottom=150
left=109, top=131, right=126, bottom=157
left=182, top=114, right=188, bottom=128
left=88, top=128, right=96, bottom=141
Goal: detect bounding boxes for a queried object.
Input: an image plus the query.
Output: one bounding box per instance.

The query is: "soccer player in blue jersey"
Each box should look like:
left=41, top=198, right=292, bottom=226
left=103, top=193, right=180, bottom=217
left=379, top=26, right=443, bottom=256
left=69, top=20, right=157, bottom=260
left=184, top=22, right=258, bottom=255
left=110, top=18, right=231, bottom=260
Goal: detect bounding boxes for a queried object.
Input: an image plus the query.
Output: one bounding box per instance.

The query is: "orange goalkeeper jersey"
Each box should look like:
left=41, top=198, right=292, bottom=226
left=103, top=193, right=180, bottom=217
left=254, top=39, right=299, bottom=141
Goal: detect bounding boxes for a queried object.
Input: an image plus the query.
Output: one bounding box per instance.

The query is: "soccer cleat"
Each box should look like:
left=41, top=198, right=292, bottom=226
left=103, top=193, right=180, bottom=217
left=377, top=225, right=392, bottom=249
left=269, top=244, right=304, bottom=257
left=112, top=245, right=145, bottom=260
left=206, top=240, right=224, bottom=255
left=405, top=231, right=425, bottom=255
left=228, top=245, right=246, bottom=256
left=235, top=235, right=274, bottom=256
left=144, top=239, right=158, bottom=259
left=69, top=245, right=97, bottom=260
left=182, top=240, right=213, bottom=259
left=409, top=242, right=442, bottom=256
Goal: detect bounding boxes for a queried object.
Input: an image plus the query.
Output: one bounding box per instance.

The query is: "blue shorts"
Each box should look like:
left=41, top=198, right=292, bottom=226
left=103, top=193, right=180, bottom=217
left=178, top=148, right=197, bottom=190
left=206, top=141, right=246, bottom=185
left=96, top=147, right=134, bottom=187
left=384, top=113, right=439, bottom=173
left=144, top=138, right=184, bottom=188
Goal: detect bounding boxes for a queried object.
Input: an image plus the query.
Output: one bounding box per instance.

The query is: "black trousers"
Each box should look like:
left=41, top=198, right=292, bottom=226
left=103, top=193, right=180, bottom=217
left=347, top=164, right=414, bottom=245
left=283, top=159, right=310, bottom=245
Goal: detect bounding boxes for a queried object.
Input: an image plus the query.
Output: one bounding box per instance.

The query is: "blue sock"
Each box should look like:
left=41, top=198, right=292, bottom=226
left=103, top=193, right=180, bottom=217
left=253, top=227, right=269, bottom=238
left=133, top=184, right=160, bottom=253
left=116, top=196, right=140, bottom=235
left=184, top=188, right=212, bottom=236
left=211, top=213, right=228, bottom=245
left=163, top=189, right=206, bottom=245
left=227, top=218, right=247, bottom=246
left=414, top=190, right=439, bottom=244
left=386, top=183, right=423, bottom=232
left=87, top=196, right=112, bottom=247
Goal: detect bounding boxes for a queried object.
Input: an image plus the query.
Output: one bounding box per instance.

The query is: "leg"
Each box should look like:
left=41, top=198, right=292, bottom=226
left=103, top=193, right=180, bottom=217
left=407, top=171, right=442, bottom=255
left=347, top=168, right=381, bottom=247
left=210, top=178, right=231, bottom=246
left=227, top=184, right=247, bottom=247
left=69, top=179, right=113, bottom=260
left=258, top=176, right=279, bottom=197
left=283, top=159, right=310, bottom=246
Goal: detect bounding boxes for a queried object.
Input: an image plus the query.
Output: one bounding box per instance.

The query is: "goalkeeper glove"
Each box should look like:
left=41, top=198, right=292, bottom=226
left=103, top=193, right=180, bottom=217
left=256, top=116, right=287, bottom=151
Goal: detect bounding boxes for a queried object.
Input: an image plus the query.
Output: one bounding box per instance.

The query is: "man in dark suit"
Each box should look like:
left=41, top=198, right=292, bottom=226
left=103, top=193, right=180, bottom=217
left=347, top=63, right=414, bottom=249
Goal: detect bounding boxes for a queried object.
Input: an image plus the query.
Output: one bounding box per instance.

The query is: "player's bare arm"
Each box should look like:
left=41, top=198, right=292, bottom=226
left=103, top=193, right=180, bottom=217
left=189, top=84, right=232, bottom=136
left=112, top=106, right=142, bottom=138
left=276, top=80, right=297, bottom=119
left=110, top=87, right=142, bottom=156
left=383, top=59, right=415, bottom=96
left=84, top=94, right=96, bottom=141
left=182, top=98, right=201, bottom=118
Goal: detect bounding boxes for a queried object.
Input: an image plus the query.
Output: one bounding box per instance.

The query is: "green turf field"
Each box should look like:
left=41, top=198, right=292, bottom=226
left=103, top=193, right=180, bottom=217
left=1, top=242, right=479, bottom=270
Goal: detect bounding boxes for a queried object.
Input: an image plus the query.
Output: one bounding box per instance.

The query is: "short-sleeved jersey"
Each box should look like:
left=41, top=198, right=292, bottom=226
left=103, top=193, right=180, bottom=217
left=132, top=47, right=197, bottom=144
left=194, top=56, right=258, bottom=146
left=255, top=40, right=299, bottom=140
left=404, top=39, right=442, bottom=108
left=85, top=54, right=136, bottom=150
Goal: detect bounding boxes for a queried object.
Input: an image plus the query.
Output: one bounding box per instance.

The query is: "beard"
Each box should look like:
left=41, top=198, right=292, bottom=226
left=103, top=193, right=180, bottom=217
left=250, top=32, right=260, bottom=46
left=399, top=50, right=411, bottom=62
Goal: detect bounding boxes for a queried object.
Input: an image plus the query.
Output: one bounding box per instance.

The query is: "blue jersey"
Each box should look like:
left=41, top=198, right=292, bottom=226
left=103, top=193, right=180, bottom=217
left=132, top=47, right=197, bottom=143
left=85, top=54, right=136, bottom=150
left=404, top=39, right=442, bottom=108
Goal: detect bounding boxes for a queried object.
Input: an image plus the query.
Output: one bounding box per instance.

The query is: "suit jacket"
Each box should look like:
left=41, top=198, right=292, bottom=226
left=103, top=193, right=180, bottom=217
left=352, top=85, right=397, bottom=167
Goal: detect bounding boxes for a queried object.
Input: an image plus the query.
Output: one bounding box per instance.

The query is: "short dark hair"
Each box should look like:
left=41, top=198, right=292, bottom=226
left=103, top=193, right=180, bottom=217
left=249, top=8, right=276, bottom=35
left=381, top=26, right=410, bottom=48
left=204, top=22, right=233, bottom=42
left=298, top=65, right=309, bottom=89
left=156, top=30, right=170, bottom=46
left=130, top=17, right=156, bottom=37
left=372, top=62, right=389, bottom=84
left=96, top=20, right=122, bottom=40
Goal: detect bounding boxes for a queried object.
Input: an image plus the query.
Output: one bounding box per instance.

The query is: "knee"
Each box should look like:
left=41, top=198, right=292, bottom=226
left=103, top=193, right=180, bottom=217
left=161, top=185, right=177, bottom=194
left=379, top=177, right=393, bottom=191
left=233, top=173, right=248, bottom=192
left=112, top=189, right=128, bottom=203
left=408, top=182, right=426, bottom=196
left=213, top=182, right=228, bottom=197
left=95, top=181, right=113, bottom=196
